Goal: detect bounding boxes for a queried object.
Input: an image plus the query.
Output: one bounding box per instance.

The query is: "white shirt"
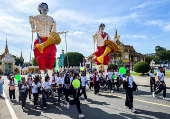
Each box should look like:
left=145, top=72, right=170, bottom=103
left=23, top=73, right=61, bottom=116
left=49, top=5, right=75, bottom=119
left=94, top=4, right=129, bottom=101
left=150, top=73, right=155, bottom=78
left=32, top=82, right=41, bottom=93
left=58, top=77, right=64, bottom=85
left=28, top=78, right=32, bottom=85
left=55, top=76, right=58, bottom=83
left=107, top=72, right=113, bottom=80
left=70, top=76, right=73, bottom=84
left=96, top=75, right=99, bottom=81
left=124, top=76, right=133, bottom=88
left=90, top=74, right=94, bottom=78
left=52, top=76, right=55, bottom=81
left=116, top=72, right=120, bottom=78
left=42, top=81, right=51, bottom=90
left=81, top=76, right=87, bottom=86
left=8, top=80, right=16, bottom=85
left=0, top=79, right=3, bottom=84
left=157, top=72, right=164, bottom=81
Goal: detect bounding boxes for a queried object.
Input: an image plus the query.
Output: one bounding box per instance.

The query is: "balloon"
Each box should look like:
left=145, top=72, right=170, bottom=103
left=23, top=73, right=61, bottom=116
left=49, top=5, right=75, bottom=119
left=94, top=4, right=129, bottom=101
left=112, top=75, right=116, bottom=79
left=15, top=75, right=21, bottom=80
left=119, top=67, right=126, bottom=74
left=72, top=79, right=80, bottom=88
left=81, top=67, right=84, bottom=71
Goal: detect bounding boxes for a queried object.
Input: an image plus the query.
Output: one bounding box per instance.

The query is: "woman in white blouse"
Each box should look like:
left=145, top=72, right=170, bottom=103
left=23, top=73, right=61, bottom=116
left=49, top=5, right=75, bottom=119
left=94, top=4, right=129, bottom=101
left=150, top=69, right=156, bottom=92
left=123, top=70, right=137, bottom=113
left=31, top=76, right=41, bottom=109
left=80, top=72, right=88, bottom=100
left=8, top=75, right=16, bottom=100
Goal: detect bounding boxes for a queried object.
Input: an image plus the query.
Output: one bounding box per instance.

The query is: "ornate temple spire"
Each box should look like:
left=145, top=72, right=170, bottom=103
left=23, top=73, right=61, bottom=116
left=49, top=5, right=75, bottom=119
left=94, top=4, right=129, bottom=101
left=3, top=38, right=9, bottom=57
left=114, top=27, right=118, bottom=40
left=20, top=49, right=24, bottom=61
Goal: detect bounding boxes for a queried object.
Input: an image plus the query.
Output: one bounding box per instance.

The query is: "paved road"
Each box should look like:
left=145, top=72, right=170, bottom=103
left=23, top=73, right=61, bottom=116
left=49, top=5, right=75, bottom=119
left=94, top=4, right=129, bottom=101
left=1, top=75, right=170, bottom=119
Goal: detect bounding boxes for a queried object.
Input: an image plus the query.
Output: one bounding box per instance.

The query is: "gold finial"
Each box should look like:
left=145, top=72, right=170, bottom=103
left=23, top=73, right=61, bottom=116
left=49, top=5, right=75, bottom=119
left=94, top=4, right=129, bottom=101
left=114, top=25, right=117, bottom=40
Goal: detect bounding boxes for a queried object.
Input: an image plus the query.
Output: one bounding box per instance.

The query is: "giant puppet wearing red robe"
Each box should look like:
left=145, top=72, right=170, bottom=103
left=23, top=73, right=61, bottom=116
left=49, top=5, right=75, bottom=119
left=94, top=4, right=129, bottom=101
left=29, top=2, right=63, bottom=81
left=93, top=23, right=118, bottom=74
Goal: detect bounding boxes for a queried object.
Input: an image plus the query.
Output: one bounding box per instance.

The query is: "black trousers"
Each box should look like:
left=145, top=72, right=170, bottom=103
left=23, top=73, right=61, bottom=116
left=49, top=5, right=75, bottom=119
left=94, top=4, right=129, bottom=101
left=21, top=92, right=26, bottom=108
left=69, top=90, right=82, bottom=114
left=58, top=87, right=63, bottom=103
left=154, top=81, right=166, bottom=97
left=9, top=89, right=15, bottom=99
left=33, top=93, right=39, bottom=106
left=42, top=90, right=49, bottom=107
left=89, top=82, right=93, bottom=89
left=65, top=88, right=70, bottom=102
left=94, top=81, right=100, bottom=94
left=150, top=77, right=156, bottom=92
left=80, top=87, right=87, bottom=99
left=28, top=88, right=31, bottom=99
left=107, top=80, right=112, bottom=91
left=125, top=88, right=133, bottom=109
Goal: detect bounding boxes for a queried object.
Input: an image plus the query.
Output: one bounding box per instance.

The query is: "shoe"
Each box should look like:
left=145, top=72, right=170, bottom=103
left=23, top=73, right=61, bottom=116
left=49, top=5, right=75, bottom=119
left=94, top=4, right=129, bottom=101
left=22, top=107, right=25, bottom=110
left=67, top=102, right=70, bottom=109
left=79, top=114, right=85, bottom=118
left=163, top=97, right=170, bottom=100
left=84, top=99, right=87, bottom=101
left=152, top=92, right=155, bottom=98
left=112, top=90, right=114, bottom=93
left=34, top=106, right=37, bottom=109
left=124, top=106, right=128, bottom=109
left=131, top=108, right=136, bottom=113
left=44, top=107, right=47, bottom=110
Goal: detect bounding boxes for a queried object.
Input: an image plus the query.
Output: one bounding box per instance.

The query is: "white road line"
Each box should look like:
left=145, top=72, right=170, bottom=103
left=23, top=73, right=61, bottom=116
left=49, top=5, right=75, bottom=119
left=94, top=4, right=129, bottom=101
left=3, top=91, right=18, bottom=119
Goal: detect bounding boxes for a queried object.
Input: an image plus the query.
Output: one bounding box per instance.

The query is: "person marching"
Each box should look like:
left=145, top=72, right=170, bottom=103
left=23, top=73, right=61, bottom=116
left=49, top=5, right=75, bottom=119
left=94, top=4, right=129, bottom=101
left=153, top=67, right=169, bottom=100
left=70, top=72, right=74, bottom=84
left=64, top=73, right=71, bottom=108
left=27, top=74, right=33, bottom=100
left=0, top=75, right=4, bottom=97
left=89, top=71, right=94, bottom=90
left=150, top=69, right=156, bottom=92
left=69, top=73, right=84, bottom=118
left=8, top=75, right=16, bottom=101
left=80, top=72, right=88, bottom=100
left=93, top=72, right=101, bottom=95
left=19, top=77, right=29, bottom=109
left=116, top=69, right=121, bottom=92
left=123, top=70, right=137, bottom=113
left=31, top=76, right=41, bottom=109
left=107, top=69, right=114, bottom=92
left=42, top=76, right=51, bottom=109
left=57, top=72, right=64, bottom=106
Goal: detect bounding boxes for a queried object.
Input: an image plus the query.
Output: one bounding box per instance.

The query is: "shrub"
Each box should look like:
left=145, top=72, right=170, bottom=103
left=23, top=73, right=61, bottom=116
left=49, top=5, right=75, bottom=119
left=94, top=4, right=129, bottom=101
left=133, top=62, right=150, bottom=74
left=108, top=64, right=118, bottom=70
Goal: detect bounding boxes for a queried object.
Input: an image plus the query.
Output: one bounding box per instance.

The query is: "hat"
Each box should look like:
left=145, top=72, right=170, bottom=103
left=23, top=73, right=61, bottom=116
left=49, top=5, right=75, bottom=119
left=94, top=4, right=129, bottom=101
left=11, top=75, right=14, bottom=78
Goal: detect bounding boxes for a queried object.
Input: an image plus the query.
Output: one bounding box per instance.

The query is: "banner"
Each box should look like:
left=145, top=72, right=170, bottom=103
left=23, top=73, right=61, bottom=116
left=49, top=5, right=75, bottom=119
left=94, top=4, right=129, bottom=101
left=56, top=59, right=59, bottom=72
left=60, top=54, right=65, bottom=67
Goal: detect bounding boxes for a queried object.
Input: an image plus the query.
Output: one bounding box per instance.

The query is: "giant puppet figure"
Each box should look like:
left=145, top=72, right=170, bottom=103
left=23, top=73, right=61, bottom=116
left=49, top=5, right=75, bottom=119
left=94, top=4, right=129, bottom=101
left=29, top=2, right=64, bottom=81
left=93, top=23, right=119, bottom=74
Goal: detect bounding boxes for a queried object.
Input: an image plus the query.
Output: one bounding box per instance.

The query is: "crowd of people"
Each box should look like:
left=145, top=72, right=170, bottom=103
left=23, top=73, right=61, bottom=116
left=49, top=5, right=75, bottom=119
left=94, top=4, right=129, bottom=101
left=0, top=66, right=169, bottom=118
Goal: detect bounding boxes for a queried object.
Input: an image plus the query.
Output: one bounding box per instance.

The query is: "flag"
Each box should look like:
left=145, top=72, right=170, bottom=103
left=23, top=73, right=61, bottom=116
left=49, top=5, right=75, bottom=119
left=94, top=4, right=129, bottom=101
left=22, top=64, right=25, bottom=69
left=56, top=59, right=59, bottom=72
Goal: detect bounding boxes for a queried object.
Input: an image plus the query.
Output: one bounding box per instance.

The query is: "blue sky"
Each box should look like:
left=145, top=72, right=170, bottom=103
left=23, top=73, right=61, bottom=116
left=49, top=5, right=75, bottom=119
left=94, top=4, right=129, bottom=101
left=0, top=0, right=170, bottom=62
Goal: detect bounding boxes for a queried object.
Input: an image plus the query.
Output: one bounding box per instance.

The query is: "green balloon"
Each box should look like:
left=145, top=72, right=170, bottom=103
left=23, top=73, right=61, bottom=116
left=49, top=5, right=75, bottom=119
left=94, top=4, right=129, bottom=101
left=72, top=79, right=80, bottom=88
left=81, top=67, right=84, bottom=71
left=112, top=75, right=116, bottom=79
left=119, top=67, right=126, bottom=74
left=15, top=75, right=21, bottom=80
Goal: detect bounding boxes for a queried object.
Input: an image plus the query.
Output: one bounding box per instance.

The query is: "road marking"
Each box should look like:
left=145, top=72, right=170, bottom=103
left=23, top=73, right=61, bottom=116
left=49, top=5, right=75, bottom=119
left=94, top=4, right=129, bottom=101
left=3, top=91, right=18, bottom=119
left=90, top=91, right=170, bottom=108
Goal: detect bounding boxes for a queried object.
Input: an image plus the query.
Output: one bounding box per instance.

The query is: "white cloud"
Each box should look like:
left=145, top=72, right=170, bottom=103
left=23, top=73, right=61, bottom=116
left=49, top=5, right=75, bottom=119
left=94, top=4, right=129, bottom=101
left=130, top=0, right=167, bottom=10
left=122, top=35, right=147, bottom=39
left=68, top=31, right=83, bottom=36
left=164, top=25, right=170, bottom=32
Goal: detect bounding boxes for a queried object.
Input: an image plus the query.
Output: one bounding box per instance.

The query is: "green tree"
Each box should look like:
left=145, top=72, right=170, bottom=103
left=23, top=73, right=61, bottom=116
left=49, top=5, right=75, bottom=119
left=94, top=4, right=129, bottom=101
left=25, top=62, right=32, bottom=66
left=145, top=56, right=159, bottom=64
left=64, top=52, right=84, bottom=66
left=32, top=57, right=38, bottom=66
left=133, top=62, right=150, bottom=75
left=15, top=68, right=19, bottom=73
left=155, top=46, right=167, bottom=60
left=108, top=63, right=118, bottom=70
left=14, top=57, right=23, bottom=66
